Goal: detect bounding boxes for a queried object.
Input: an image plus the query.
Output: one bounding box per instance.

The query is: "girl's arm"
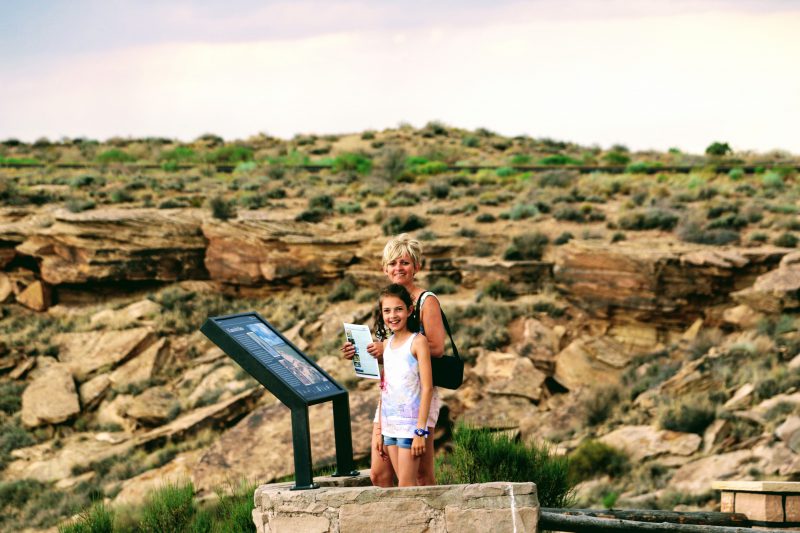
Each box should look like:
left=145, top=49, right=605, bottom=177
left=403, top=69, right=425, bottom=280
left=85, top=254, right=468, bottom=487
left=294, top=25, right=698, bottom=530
left=420, top=295, right=446, bottom=358
left=411, top=334, right=433, bottom=456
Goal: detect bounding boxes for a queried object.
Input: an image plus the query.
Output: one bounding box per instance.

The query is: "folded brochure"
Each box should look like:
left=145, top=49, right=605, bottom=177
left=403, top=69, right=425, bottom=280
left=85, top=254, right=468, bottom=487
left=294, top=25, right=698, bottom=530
left=343, top=322, right=380, bottom=379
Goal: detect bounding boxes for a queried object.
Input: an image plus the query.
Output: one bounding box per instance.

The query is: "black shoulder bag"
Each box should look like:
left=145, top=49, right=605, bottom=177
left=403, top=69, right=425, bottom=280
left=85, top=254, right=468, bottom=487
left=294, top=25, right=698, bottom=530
left=416, top=291, right=463, bottom=390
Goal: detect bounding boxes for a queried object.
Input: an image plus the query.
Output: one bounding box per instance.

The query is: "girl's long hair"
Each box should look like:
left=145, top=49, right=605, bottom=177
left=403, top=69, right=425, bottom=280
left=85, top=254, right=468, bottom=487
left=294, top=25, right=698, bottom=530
left=374, top=283, right=419, bottom=340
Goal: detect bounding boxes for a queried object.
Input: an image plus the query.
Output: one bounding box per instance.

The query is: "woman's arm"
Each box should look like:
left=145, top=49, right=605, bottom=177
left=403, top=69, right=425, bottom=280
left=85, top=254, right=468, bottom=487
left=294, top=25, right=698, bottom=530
left=420, top=294, right=446, bottom=358
left=411, top=334, right=433, bottom=457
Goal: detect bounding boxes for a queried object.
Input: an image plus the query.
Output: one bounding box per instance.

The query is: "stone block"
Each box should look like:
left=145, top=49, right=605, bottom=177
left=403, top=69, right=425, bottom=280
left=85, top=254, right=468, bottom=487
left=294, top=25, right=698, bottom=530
left=787, top=495, right=800, bottom=522
left=734, top=492, right=784, bottom=522
left=339, top=500, right=438, bottom=533
left=720, top=491, right=735, bottom=513
left=445, top=506, right=538, bottom=533
left=268, top=514, right=330, bottom=533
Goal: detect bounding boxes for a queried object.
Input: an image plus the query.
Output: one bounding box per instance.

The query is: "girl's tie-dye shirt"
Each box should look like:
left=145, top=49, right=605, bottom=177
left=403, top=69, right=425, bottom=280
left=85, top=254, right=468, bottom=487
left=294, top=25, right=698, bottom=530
left=381, top=333, right=422, bottom=439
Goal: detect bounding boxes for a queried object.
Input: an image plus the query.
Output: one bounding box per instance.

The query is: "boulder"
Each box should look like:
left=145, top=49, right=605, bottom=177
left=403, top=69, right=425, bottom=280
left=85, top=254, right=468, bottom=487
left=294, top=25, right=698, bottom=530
left=6, top=432, right=133, bottom=482
left=0, top=272, right=12, bottom=303
left=54, top=327, right=155, bottom=381
left=21, top=362, right=81, bottom=427
left=186, top=364, right=247, bottom=408
left=135, top=387, right=263, bottom=449
left=16, top=280, right=51, bottom=311
left=722, top=305, right=764, bottom=329
left=732, top=252, right=800, bottom=313
left=460, top=395, right=535, bottom=430
left=659, top=356, right=721, bottom=397
left=472, top=350, right=519, bottom=383
left=191, top=388, right=374, bottom=493
left=79, top=373, right=111, bottom=409
left=776, top=415, right=800, bottom=453
left=703, top=419, right=731, bottom=453
left=723, top=383, right=755, bottom=410
left=599, top=425, right=702, bottom=462
left=114, top=449, right=203, bottom=505
left=202, top=218, right=369, bottom=285
left=109, top=338, right=170, bottom=388
left=486, top=357, right=546, bottom=402
left=555, top=241, right=785, bottom=328
left=554, top=336, right=630, bottom=391
left=668, top=450, right=755, bottom=494
left=15, top=208, right=207, bottom=284
left=90, top=299, right=162, bottom=328
left=95, top=394, right=137, bottom=432
left=126, top=387, right=179, bottom=426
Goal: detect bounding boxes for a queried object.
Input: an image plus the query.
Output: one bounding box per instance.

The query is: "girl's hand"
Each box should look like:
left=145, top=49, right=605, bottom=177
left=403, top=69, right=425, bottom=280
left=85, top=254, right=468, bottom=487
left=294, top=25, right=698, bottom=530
left=340, top=342, right=356, bottom=360
left=366, top=341, right=384, bottom=363
left=374, top=429, right=386, bottom=458
left=412, top=435, right=426, bottom=457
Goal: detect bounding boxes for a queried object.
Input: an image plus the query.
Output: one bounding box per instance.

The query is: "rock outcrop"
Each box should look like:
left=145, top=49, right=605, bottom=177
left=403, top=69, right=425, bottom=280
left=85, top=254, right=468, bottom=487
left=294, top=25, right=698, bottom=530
left=733, top=250, right=800, bottom=313
left=21, top=361, right=81, bottom=427
left=54, top=327, right=156, bottom=381
left=15, top=208, right=208, bottom=284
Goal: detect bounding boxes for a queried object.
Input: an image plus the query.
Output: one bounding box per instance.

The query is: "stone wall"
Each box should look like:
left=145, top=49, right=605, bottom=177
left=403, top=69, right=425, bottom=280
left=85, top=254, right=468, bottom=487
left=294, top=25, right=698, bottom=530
left=253, top=475, right=539, bottom=533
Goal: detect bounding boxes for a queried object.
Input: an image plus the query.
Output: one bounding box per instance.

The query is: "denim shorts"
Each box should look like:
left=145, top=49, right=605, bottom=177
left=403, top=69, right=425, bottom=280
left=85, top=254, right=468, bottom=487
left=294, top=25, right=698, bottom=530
left=383, top=436, right=413, bottom=449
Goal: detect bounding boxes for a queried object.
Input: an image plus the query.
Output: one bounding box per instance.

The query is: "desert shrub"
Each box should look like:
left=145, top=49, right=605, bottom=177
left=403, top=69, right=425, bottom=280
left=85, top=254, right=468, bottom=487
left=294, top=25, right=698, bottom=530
left=328, top=277, right=357, bottom=302
left=626, top=161, right=662, bottom=173
left=429, top=180, right=450, bottom=199
left=461, top=135, right=480, bottom=147
left=428, top=277, right=457, bottom=295
left=206, top=145, right=253, bottom=164
left=108, top=189, right=134, bottom=203
left=65, top=198, right=96, bottom=213
left=538, top=170, right=576, bottom=188
left=749, top=232, right=768, bottom=243
left=475, top=241, right=495, bottom=257
left=239, top=193, right=268, bottom=210
left=336, top=201, right=362, bottom=215
left=503, top=232, right=549, bottom=261
left=381, top=214, right=428, bottom=236
left=419, top=229, right=437, bottom=241
left=138, top=482, right=196, bottom=532
left=510, top=154, right=532, bottom=165
left=0, top=381, right=25, bottom=414
left=475, top=213, right=496, bottom=223
left=208, top=196, right=237, bottom=220
left=705, top=141, right=732, bottom=156
left=95, top=149, right=136, bottom=164
left=379, top=146, right=408, bottom=182
left=554, top=205, right=605, bottom=223
left=495, top=166, right=516, bottom=178
left=332, top=153, right=372, bottom=175
left=622, top=352, right=680, bottom=399
left=0, top=420, right=35, bottom=471
left=774, top=232, right=798, bottom=248
left=762, top=171, right=784, bottom=190
left=457, top=227, right=478, bottom=238
left=659, top=398, right=716, bottom=435
left=618, top=209, right=679, bottom=231
left=568, top=440, right=630, bottom=483
left=506, top=203, right=538, bottom=220
left=484, top=280, right=515, bottom=301
left=159, top=146, right=196, bottom=163
left=58, top=502, right=114, bottom=533
left=728, top=167, right=745, bottom=180
left=69, top=175, right=106, bottom=188
left=554, top=232, right=574, bottom=245
left=539, top=154, right=580, bottom=165
left=611, top=231, right=626, bottom=243
left=584, top=387, right=620, bottom=426
left=436, top=423, right=573, bottom=507
left=388, top=190, right=420, bottom=207
left=603, top=151, right=631, bottom=166
left=308, top=194, right=334, bottom=211
left=678, top=220, right=739, bottom=246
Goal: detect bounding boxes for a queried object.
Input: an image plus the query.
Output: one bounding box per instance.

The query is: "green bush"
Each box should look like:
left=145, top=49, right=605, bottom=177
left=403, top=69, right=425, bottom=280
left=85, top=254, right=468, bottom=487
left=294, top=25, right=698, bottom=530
left=539, top=154, right=581, bottom=166
left=159, top=146, right=196, bottom=163
left=475, top=213, right=496, bottom=223
left=678, top=221, right=739, bottom=246
left=95, top=149, right=136, bottom=164
left=554, top=205, right=605, bottom=223
left=59, top=502, right=114, bottom=533
left=332, top=153, right=372, bottom=175
left=728, top=167, right=745, bottom=180
left=436, top=424, right=574, bottom=507
left=336, top=201, right=362, bottom=214
left=584, top=387, right=620, bottom=426
left=0, top=420, right=35, bottom=471
left=381, top=214, right=428, bottom=236
left=503, top=232, right=549, bottom=261
left=484, top=280, right=515, bottom=301
left=510, top=154, right=532, bottom=165
left=208, top=196, right=237, bottom=220
left=705, top=141, right=732, bottom=156
left=618, top=209, right=679, bottom=231
left=0, top=381, right=26, bottom=414
left=429, top=180, right=450, bottom=199
left=506, top=204, right=538, bottom=220
left=554, top=232, right=574, bottom=245
left=495, top=166, right=516, bottom=177
left=774, top=232, right=798, bottom=248
left=138, top=482, right=196, bottom=532
left=762, top=171, right=785, bottom=190
left=659, top=398, right=716, bottom=435
left=603, top=151, right=631, bottom=166
left=428, top=277, right=457, bottom=295
left=461, top=135, right=480, bottom=147
left=568, top=440, right=630, bottom=483
left=206, top=145, right=254, bottom=164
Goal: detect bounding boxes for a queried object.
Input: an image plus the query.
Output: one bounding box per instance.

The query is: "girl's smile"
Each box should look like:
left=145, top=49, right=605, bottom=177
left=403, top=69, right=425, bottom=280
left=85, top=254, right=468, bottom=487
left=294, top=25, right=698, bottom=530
left=381, top=295, right=412, bottom=333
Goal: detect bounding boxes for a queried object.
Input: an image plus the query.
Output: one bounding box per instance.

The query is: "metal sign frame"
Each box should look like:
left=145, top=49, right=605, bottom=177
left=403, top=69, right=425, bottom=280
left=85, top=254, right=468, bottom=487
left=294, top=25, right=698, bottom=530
left=201, top=311, right=359, bottom=489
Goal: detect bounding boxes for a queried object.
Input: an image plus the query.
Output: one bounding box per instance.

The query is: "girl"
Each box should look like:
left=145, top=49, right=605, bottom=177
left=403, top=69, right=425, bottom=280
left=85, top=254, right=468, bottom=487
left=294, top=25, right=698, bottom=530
left=374, top=283, right=434, bottom=486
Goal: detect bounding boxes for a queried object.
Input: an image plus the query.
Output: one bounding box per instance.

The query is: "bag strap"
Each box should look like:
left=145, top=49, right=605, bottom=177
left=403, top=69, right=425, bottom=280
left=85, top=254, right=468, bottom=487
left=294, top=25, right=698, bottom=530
left=417, top=291, right=460, bottom=360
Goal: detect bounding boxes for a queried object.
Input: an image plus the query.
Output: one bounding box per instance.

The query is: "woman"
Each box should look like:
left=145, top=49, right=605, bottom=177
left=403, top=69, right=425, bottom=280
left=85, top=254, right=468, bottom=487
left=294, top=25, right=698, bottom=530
left=341, top=233, right=446, bottom=486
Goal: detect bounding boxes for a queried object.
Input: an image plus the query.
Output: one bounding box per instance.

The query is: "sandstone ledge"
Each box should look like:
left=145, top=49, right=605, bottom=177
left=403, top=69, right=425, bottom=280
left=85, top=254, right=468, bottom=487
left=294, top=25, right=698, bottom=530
left=253, top=476, right=539, bottom=533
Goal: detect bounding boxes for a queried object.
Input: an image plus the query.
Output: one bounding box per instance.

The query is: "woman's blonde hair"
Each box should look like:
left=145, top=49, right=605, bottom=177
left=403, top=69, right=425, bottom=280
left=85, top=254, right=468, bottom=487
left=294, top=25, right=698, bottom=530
left=382, top=233, right=423, bottom=268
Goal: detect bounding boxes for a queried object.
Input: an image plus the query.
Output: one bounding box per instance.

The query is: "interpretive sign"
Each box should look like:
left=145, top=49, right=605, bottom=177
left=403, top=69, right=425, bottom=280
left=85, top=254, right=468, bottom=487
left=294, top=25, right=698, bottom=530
left=201, top=311, right=358, bottom=489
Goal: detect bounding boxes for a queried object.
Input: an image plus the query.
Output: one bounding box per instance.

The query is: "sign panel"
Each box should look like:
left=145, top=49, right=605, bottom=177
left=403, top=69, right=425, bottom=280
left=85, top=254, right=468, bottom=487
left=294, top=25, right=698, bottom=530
left=213, top=313, right=341, bottom=402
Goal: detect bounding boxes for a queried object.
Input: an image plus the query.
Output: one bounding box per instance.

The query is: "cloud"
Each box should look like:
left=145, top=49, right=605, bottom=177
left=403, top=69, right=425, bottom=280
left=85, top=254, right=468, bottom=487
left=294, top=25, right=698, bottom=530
left=0, top=6, right=798, bottom=153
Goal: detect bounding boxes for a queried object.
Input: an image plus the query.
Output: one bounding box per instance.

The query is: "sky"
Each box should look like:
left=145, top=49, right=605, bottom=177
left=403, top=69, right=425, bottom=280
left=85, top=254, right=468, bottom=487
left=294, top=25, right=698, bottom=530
left=1, top=0, right=799, bottom=154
